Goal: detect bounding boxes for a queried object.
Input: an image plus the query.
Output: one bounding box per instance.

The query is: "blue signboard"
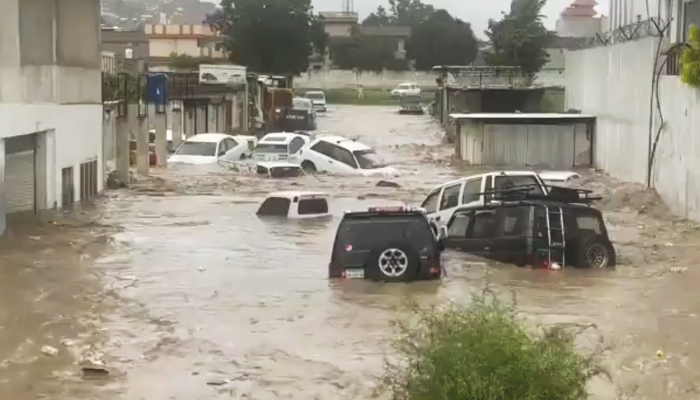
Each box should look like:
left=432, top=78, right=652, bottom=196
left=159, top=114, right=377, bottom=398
left=147, top=73, right=169, bottom=105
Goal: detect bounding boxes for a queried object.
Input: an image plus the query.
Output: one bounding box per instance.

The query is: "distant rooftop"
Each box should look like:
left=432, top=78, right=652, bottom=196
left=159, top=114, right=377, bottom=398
left=320, top=11, right=359, bottom=21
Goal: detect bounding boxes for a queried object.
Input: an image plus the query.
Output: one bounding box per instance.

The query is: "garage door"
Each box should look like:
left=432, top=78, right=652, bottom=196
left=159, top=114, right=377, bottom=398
left=5, top=150, right=35, bottom=213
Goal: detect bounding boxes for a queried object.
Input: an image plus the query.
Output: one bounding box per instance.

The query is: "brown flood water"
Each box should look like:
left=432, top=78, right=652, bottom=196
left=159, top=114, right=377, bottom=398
left=3, top=105, right=700, bottom=399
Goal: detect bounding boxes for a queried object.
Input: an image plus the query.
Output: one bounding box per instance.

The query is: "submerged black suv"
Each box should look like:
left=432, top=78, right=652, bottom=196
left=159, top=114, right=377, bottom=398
left=329, top=207, right=444, bottom=282
left=444, top=186, right=616, bottom=269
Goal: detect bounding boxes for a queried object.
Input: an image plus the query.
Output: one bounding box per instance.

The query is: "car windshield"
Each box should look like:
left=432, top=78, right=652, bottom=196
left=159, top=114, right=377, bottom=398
left=255, top=143, right=288, bottom=153
left=353, top=149, right=386, bottom=169
left=175, top=141, right=217, bottom=156
left=306, top=92, right=325, bottom=100
left=397, top=84, right=411, bottom=89
left=293, top=98, right=312, bottom=110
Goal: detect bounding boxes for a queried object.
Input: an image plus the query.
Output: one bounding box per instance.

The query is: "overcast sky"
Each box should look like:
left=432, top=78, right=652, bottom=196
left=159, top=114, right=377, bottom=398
left=203, top=0, right=609, bottom=38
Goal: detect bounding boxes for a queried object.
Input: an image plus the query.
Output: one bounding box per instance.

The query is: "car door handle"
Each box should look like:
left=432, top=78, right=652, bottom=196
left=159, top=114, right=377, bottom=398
left=484, top=247, right=490, bottom=250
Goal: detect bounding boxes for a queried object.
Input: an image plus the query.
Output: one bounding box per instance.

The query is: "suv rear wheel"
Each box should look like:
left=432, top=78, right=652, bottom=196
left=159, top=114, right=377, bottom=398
left=576, top=236, right=616, bottom=268
left=301, top=160, right=316, bottom=173
left=367, top=243, right=419, bottom=282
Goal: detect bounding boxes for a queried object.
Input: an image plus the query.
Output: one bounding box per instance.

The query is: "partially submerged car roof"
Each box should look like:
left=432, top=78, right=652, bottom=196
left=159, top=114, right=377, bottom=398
left=343, top=206, right=428, bottom=219
left=268, top=191, right=328, bottom=199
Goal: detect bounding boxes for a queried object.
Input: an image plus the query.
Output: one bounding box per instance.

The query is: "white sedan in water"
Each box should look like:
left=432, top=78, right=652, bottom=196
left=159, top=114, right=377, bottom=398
left=168, top=133, right=255, bottom=164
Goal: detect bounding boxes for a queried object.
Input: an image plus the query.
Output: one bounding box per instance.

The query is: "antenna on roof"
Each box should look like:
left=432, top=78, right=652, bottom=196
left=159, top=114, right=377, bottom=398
left=342, top=0, right=354, bottom=13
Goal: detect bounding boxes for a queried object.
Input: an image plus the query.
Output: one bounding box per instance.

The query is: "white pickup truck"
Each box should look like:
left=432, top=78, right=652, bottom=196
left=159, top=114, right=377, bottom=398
left=420, top=170, right=581, bottom=224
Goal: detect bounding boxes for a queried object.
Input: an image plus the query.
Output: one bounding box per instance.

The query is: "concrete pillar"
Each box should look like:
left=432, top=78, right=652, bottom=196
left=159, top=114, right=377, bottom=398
left=136, top=116, right=149, bottom=175
left=154, top=122, right=167, bottom=167
left=242, top=83, right=249, bottom=131
left=172, top=102, right=183, bottom=150
left=0, top=138, right=6, bottom=236
left=115, top=116, right=130, bottom=185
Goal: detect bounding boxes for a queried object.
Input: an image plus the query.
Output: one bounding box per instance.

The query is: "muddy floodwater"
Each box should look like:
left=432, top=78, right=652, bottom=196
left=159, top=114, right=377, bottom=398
left=4, top=105, right=700, bottom=399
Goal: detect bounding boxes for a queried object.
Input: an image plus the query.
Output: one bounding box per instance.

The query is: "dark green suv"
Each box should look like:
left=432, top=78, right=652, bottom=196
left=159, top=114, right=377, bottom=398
left=329, top=207, right=445, bottom=282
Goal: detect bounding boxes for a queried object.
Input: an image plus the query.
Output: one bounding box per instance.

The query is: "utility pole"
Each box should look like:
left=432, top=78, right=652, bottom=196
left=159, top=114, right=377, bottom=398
left=342, top=0, right=353, bottom=13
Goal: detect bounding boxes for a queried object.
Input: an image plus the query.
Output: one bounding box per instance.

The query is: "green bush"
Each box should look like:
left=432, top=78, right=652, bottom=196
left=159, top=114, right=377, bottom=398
left=680, top=24, right=700, bottom=88
left=386, top=292, right=596, bottom=400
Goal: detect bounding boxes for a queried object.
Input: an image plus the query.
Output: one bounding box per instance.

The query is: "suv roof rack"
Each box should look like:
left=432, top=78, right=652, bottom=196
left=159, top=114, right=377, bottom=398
left=480, top=184, right=601, bottom=206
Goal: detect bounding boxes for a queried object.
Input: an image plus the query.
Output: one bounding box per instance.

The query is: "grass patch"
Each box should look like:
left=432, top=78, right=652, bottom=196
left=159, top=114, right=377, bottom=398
left=299, top=88, right=435, bottom=106
left=385, top=290, right=598, bottom=400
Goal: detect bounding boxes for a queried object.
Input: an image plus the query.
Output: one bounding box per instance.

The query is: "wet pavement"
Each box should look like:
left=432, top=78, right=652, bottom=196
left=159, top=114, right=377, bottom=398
left=3, top=105, right=700, bottom=399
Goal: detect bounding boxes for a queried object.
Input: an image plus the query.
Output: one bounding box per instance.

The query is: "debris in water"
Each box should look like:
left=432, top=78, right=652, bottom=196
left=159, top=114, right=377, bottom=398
left=79, top=359, right=111, bottom=377
left=41, top=345, right=59, bottom=356
left=550, top=262, right=562, bottom=270
left=207, top=378, right=230, bottom=386
left=670, top=267, right=687, bottom=273
left=656, top=349, right=664, bottom=359
left=198, top=266, right=206, bottom=272
left=376, top=180, right=401, bottom=188
left=665, top=242, right=674, bottom=247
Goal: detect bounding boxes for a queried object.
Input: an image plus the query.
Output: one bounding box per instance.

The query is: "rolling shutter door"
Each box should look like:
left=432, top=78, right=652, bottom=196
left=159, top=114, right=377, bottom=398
left=5, top=150, right=35, bottom=213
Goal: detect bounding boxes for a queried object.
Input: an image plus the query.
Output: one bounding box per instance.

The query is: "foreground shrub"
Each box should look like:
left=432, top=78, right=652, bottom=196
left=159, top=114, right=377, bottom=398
left=386, top=292, right=596, bottom=400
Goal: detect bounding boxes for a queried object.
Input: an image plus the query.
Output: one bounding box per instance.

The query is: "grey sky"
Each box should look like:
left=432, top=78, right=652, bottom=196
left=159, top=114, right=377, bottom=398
left=203, top=0, right=609, bottom=38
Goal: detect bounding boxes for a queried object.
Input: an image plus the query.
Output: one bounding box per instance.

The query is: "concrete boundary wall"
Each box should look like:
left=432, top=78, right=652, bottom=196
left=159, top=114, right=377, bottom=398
left=566, top=37, right=658, bottom=184
left=566, top=37, right=700, bottom=220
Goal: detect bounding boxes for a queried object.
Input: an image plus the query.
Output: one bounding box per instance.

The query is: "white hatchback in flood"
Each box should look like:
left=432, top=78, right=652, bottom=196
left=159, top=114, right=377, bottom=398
left=256, top=191, right=331, bottom=219
left=253, top=132, right=312, bottom=163
left=298, top=135, right=400, bottom=177
left=168, top=133, right=256, bottom=164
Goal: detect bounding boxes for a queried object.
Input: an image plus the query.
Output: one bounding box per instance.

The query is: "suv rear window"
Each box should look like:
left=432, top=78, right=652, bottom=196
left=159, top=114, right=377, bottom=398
left=298, top=198, right=328, bottom=215
left=334, top=215, right=434, bottom=253
left=257, top=197, right=290, bottom=216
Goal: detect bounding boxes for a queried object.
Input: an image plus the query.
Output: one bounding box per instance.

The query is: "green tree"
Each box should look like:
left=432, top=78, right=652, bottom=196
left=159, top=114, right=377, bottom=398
left=216, top=0, right=315, bottom=75
left=387, top=294, right=597, bottom=400
left=363, top=5, right=392, bottom=26
left=680, top=24, right=700, bottom=87
left=407, top=9, right=478, bottom=71
left=310, top=14, right=329, bottom=58
left=387, top=0, right=435, bottom=27
left=483, top=0, right=553, bottom=77
left=329, top=29, right=406, bottom=72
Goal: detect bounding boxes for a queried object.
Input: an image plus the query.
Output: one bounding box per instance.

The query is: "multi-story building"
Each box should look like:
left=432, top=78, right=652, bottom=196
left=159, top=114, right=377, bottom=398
left=556, top=0, right=608, bottom=37
left=0, top=0, right=104, bottom=234
left=144, top=23, right=229, bottom=71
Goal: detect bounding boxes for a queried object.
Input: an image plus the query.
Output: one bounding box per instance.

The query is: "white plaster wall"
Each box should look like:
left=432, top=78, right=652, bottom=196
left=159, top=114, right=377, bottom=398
left=651, top=77, right=700, bottom=220
left=0, top=104, right=103, bottom=208
left=566, top=36, right=700, bottom=221
left=565, top=36, right=658, bottom=184
left=295, top=70, right=437, bottom=89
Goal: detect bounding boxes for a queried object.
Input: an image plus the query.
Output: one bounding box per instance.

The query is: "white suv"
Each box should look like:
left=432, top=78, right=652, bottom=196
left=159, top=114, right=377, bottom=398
left=253, top=132, right=312, bottom=162
left=420, top=171, right=548, bottom=224
left=256, top=191, right=331, bottom=219
left=390, top=82, right=421, bottom=98
left=298, top=135, right=400, bottom=177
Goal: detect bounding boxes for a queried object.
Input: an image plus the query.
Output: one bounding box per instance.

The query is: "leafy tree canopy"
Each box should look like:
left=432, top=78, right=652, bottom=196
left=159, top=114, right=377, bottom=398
left=210, top=0, right=317, bottom=75
left=330, top=31, right=408, bottom=73
left=406, top=10, right=478, bottom=71
left=363, top=0, right=435, bottom=27
left=483, top=0, right=553, bottom=76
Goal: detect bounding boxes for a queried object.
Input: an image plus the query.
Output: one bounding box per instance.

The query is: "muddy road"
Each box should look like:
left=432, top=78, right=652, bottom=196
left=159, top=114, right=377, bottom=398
left=3, top=105, right=700, bottom=400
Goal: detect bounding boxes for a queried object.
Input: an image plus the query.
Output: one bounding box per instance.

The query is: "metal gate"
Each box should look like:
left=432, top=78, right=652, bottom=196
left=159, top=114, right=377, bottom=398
left=4, top=134, right=36, bottom=213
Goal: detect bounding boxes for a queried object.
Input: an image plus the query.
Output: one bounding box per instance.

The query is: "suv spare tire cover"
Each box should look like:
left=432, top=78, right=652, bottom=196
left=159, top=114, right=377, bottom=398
left=366, top=242, right=420, bottom=282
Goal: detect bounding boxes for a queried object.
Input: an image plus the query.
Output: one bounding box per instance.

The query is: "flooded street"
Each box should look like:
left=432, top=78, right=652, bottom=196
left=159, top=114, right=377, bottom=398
left=4, top=105, right=700, bottom=399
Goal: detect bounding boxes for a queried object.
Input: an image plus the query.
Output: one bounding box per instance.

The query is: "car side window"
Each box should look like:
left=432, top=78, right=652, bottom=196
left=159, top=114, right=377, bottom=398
left=311, top=140, right=333, bottom=157
left=329, top=145, right=358, bottom=168
left=256, top=197, right=290, bottom=216
left=462, top=178, right=482, bottom=204
left=448, top=213, right=472, bottom=237
left=496, top=207, right=527, bottom=237
left=421, top=190, right=441, bottom=213
left=217, top=140, right=228, bottom=156
left=576, top=214, right=602, bottom=234
left=227, top=138, right=238, bottom=149
left=289, top=137, right=305, bottom=154
left=440, top=183, right=461, bottom=210
left=471, top=211, right=496, bottom=238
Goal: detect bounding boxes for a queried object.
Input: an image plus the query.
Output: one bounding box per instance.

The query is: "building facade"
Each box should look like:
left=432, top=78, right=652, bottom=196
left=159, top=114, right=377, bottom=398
left=0, top=0, right=103, bottom=234
left=145, top=23, right=228, bottom=70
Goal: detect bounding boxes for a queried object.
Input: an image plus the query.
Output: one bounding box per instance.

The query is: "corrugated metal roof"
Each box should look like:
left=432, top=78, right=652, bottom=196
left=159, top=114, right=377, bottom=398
left=450, top=113, right=596, bottom=119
